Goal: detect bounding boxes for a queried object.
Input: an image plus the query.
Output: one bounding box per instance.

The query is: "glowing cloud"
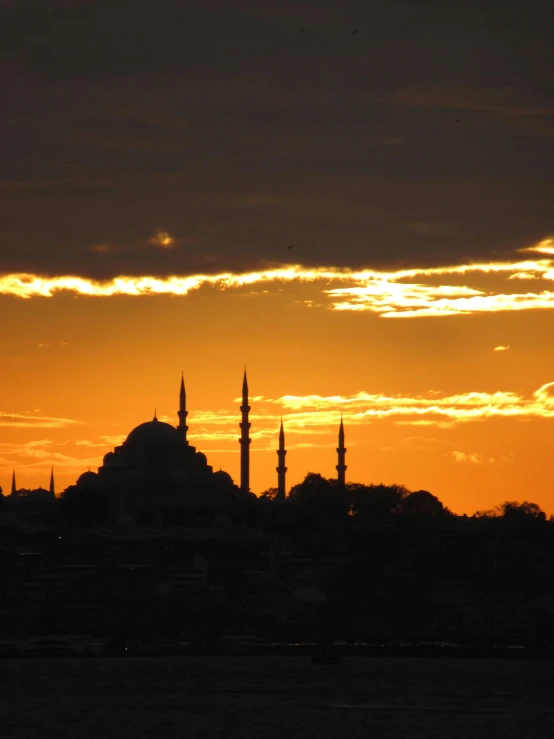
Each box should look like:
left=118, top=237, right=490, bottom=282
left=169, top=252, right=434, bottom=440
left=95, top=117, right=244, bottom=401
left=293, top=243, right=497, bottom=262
left=1, top=237, right=554, bottom=319
left=0, top=440, right=100, bottom=474
left=451, top=451, right=484, bottom=464
left=0, top=412, right=81, bottom=429
left=163, top=381, right=554, bottom=453
left=449, top=450, right=514, bottom=465
left=260, top=382, right=554, bottom=425
left=493, top=345, right=510, bottom=351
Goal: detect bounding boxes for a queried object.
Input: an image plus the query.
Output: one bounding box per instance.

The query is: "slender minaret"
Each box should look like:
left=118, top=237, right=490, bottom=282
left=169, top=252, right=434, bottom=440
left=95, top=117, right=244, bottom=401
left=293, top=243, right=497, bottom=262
left=49, top=466, right=55, bottom=496
left=11, top=467, right=16, bottom=496
left=336, top=415, right=347, bottom=488
left=177, top=372, right=189, bottom=443
left=276, top=418, right=287, bottom=500
left=239, top=369, right=251, bottom=493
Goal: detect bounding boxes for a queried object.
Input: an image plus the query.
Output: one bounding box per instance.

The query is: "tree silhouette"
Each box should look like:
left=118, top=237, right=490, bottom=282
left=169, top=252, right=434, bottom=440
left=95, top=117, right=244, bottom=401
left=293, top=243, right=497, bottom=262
left=500, top=501, right=546, bottom=521
left=399, top=489, right=452, bottom=517
left=349, top=483, right=408, bottom=519
left=289, top=473, right=350, bottom=518
left=499, top=501, right=546, bottom=521
left=260, top=488, right=278, bottom=500
left=474, top=500, right=547, bottom=521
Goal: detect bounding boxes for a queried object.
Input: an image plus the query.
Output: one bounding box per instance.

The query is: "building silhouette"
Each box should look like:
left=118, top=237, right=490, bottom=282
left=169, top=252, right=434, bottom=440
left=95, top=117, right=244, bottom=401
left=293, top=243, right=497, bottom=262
left=69, top=374, right=253, bottom=523
left=276, top=419, right=287, bottom=500
left=336, top=415, right=347, bottom=488
left=177, top=372, right=188, bottom=443
left=8, top=371, right=349, bottom=512
left=239, top=370, right=251, bottom=494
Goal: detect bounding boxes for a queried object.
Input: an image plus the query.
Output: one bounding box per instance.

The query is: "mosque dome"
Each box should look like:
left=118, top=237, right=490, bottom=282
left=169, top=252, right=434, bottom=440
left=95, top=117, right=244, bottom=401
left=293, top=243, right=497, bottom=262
left=77, top=471, right=99, bottom=489
left=213, top=470, right=233, bottom=485
left=212, top=470, right=234, bottom=492
left=125, top=417, right=181, bottom=449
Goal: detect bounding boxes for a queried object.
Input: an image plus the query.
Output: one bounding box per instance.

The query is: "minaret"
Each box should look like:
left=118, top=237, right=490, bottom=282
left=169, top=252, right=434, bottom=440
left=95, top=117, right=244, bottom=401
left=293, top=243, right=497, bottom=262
left=177, top=372, right=189, bottom=443
left=336, top=415, right=347, bottom=488
left=239, top=369, right=251, bottom=493
left=276, top=419, right=287, bottom=500
left=49, top=466, right=55, bottom=496
left=11, top=467, right=16, bottom=496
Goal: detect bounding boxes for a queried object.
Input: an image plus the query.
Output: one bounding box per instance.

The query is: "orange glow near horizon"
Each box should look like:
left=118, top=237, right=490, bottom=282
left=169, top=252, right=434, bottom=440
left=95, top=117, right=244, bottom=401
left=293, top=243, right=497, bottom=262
left=2, top=236, right=554, bottom=516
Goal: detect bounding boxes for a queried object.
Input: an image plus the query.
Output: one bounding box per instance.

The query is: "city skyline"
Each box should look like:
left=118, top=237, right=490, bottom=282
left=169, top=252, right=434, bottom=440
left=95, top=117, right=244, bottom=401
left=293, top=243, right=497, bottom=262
left=1, top=0, right=553, bottom=514
left=3, top=349, right=554, bottom=516
left=5, top=370, right=351, bottom=500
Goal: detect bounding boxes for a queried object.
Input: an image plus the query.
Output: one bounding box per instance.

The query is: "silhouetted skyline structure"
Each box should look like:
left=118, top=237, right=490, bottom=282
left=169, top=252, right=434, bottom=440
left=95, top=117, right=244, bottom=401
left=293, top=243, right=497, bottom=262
left=239, top=370, right=251, bottom=494
left=8, top=372, right=349, bottom=505
left=336, top=415, right=347, bottom=489
left=177, top=372, right=188, bottom=443
left=276, top=419, right=287, bottom=501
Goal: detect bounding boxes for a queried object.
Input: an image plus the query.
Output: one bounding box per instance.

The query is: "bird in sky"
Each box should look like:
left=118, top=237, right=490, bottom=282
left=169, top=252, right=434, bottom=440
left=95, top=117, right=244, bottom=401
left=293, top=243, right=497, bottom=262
left=353, top=30, right=358, bottom=34
left=288, top=245, right=294, bottom=249
left=455, top=118, right=461, bottom=123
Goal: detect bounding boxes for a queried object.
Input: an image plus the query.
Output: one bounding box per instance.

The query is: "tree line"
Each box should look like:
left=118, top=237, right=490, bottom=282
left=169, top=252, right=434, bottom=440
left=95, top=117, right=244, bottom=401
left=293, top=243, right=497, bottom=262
left=261, top=473, right=549, bottom=521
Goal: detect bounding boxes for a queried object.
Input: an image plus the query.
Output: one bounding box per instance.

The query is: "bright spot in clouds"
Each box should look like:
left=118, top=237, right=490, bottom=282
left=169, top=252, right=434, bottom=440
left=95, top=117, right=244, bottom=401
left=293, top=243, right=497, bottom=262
left=493, top=345, right=510, bottom=351
left=150, top=230, right=174, bottom=248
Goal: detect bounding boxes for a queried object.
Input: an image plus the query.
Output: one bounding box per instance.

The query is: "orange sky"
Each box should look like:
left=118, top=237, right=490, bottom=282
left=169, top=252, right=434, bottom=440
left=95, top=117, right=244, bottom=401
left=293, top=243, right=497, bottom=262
left=2, top=2, right=553, bottom=517
left=2, top=237, right=554, bottom=515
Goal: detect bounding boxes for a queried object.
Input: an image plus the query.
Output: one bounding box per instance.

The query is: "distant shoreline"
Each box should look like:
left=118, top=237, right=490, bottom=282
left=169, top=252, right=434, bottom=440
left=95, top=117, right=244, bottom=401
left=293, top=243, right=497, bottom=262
left=2, top=642, right=553, bottom=660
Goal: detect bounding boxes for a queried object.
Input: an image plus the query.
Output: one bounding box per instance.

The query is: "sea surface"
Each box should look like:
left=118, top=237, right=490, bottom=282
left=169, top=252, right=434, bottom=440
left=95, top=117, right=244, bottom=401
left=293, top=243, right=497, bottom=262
left=1, top=656, right=553, bottom=739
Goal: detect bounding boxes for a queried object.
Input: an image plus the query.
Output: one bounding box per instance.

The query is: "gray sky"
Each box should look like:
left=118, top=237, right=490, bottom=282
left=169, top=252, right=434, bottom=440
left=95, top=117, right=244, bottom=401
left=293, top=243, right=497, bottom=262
left=1, top=0, right=553, bottom=277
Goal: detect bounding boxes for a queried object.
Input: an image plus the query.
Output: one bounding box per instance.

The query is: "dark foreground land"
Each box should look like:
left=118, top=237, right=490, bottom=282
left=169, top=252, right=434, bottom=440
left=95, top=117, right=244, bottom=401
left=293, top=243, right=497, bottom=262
left=2, top=656, right=554, bottom=739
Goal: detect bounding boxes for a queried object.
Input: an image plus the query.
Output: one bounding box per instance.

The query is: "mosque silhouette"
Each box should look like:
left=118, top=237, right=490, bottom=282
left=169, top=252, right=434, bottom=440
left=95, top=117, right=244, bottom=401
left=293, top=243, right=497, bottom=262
left=13, top=372, right=347, bottom=524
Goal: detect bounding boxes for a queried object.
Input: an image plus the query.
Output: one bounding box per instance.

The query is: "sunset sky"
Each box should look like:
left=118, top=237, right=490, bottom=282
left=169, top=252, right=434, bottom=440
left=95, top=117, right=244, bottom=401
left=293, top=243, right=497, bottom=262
left=1, top=0, right=553, bottom=514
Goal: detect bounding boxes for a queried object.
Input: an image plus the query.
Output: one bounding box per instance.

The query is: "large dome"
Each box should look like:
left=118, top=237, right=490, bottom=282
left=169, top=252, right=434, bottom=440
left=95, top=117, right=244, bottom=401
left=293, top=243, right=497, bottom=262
left=125, top=417, right=181, bottom=448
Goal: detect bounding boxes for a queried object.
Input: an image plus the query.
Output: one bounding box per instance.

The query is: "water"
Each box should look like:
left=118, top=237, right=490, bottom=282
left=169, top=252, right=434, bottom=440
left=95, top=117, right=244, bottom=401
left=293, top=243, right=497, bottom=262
left=1, top=656, right=553, bottom=738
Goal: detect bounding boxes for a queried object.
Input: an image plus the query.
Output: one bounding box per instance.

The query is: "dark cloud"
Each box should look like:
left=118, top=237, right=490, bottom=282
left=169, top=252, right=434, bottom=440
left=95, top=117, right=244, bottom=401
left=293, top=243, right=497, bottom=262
left=0, top=0, right=553, bottom=277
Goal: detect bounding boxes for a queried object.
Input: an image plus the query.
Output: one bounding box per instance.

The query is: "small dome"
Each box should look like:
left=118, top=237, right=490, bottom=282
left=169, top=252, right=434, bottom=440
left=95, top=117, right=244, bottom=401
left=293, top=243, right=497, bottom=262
left=125, top=418, right=181, bottom=448
left=213, top=470, right=234, bottom=489
left=103, top=452, right=125, bottom=468
left=77, top=471, right=99, bottom=488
